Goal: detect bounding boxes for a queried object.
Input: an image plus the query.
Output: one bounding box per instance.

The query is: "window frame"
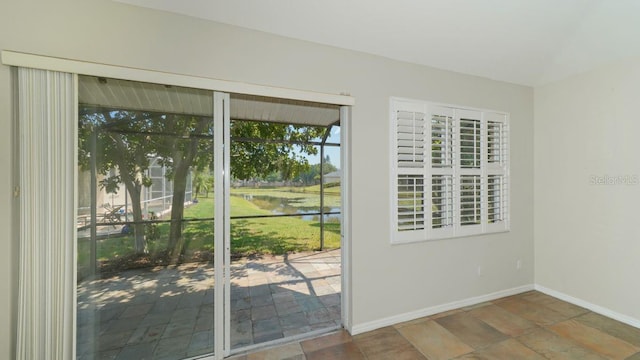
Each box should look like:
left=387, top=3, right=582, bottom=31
left=390, top=97, right=510, bottom=244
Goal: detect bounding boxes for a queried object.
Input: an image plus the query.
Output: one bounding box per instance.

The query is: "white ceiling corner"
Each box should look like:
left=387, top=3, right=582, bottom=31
left=113, top=0, right=640, bottom=87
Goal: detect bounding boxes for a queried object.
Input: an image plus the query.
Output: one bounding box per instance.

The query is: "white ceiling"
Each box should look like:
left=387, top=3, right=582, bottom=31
left=114, top=0, right=640, bottom=86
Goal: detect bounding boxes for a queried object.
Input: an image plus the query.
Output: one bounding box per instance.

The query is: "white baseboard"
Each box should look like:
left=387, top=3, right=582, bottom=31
left=350, top=284, right=534, bottom=335
left=534, top=285, right=640, bottom=330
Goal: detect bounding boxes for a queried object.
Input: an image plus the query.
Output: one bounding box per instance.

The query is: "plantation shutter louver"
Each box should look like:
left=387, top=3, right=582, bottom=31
left=488, top=175, right=507, bottom=223
left=396, top=110, right=426, bottom=168
left=431, top=175, right=453, bottom=229
left=459, top=118, right=481, bottom=169
left=397, top=175, right=425, bottom=231
left=487, top=121, right=504, bottom=164
left=460, top=175, right=482, bottom=226
left=431, top=114, right=454, bottom=168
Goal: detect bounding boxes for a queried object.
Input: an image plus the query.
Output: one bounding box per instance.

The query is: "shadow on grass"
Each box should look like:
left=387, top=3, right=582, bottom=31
left=79, top=212, right=342, bottom=281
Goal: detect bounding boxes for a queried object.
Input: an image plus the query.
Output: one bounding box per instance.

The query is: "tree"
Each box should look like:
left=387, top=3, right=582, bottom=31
left=79, top=111, right=326, bottom=260
left=295, top=162, right=338, bottom=185
left=78, top=109, right=156, bottom=254
left=152, top=114, right=212, bottom=261
left=78, top=109, right=213, bottom=257
left=192, top=167, right=213, bottom=199
left=231, top=121, right=325, bottom=180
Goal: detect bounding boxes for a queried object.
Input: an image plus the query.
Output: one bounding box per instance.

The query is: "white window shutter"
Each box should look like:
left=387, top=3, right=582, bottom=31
left=391, top=98, right=509, bottom=243
left=485, top=112, right=509, bottom=232
left=391, top=100, right=428, bottom=242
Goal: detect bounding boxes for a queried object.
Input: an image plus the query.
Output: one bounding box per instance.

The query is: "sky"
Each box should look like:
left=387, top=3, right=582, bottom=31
left=305, top=126, right=341, bottom=169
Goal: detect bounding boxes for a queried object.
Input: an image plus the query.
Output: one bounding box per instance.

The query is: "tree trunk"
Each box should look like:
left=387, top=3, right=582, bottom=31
left=127, top=185, right=146, bottom=254
left=165, top=116, right=209, bottom=261
left=116, top=169, right=146, bottom=254
left=194, top=184, right=200, bottom=200
left=167, top=161, right=190, bottom=262
left=104, top=114, right=148, bottom=255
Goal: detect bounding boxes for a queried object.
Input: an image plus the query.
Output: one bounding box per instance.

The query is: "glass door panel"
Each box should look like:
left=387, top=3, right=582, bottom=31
left=76, top=75, right=215, bottom=359
left=227, top=96, right=342, bottom=353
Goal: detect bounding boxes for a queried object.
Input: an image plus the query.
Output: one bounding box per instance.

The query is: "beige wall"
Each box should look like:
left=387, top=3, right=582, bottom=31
left=0, top=0, right=534, bottom=357
left=534, top=57, right=640, bottom=323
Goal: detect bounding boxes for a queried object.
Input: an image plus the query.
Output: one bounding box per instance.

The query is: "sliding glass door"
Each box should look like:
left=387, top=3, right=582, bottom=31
left=74, top=75, right=342, bottom=360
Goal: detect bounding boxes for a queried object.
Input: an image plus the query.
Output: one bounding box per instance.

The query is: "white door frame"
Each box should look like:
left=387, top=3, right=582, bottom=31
left=340, top=106, right=352, bottom=332
left=213, top=92, right=231, bottom=358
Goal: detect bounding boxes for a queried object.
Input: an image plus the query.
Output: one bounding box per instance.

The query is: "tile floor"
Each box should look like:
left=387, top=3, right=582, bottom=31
left=231, top=291, right=640, bottom=360
left=76, top=249, right=341, bottom=359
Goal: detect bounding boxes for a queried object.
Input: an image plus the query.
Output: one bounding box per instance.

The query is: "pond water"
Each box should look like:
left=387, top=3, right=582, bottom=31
left=234, top=194, right=341, bottom=221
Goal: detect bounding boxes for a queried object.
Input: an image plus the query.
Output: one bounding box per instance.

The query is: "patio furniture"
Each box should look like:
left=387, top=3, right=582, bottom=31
left=100, top=203, right=124, bottom=223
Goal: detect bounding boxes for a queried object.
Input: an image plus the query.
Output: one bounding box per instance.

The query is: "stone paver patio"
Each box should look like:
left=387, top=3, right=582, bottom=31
left=76, top=249, right=341, bottom=360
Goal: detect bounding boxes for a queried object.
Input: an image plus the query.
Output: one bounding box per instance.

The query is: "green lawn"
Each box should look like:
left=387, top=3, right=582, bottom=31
left=78, top=192, right=341, bottom=269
